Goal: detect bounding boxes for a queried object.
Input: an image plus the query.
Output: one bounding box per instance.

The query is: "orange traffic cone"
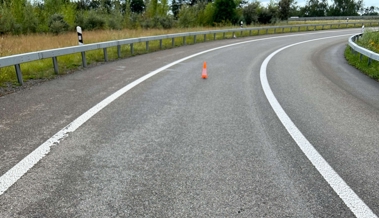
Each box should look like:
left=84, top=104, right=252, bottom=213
left=202, top=61, right=208, bottom=79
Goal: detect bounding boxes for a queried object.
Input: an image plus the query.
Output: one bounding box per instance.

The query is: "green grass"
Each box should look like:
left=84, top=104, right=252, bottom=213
left=345, top=46, right=379, bottom=81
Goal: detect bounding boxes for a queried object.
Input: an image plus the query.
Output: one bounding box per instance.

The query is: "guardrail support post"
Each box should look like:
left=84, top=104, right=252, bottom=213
left=117, top=45, right=121, bottom=58
left=249, top=30, right=252, bottom=36
left=282, top=28, right=284, bottom=33
left=258, top=29, right=260, bottom=35
left=274, top=28, right=276, bottom=33
left=15, top=64, right=23, bottom=85
left=223, top=32, right=225, bottom=39
left=360, top=54, right=363, bottom=61
left=368, top=58, right=372, bottom=66
left=183, top=36, right=186, bottom=45
left=160, top=39, right=162, bottom=49
left=213, top=33, right=216, bottom=40
left=172, top=38, right=175, bottom=47
left=266, top=29, right=268, bottom=34
left=146, top=41, right=149, bottom=51
left=130, top=43, right=134, bottom=55
left=52, top=57, right=58, bottom=74
left=81, top=52, right=87, bottom=68
left=103, top=48, right=108, bottom=62
left=298, top=26, right=300, bottom=31
left=204, top=34, right=206, bottom=42
left=240, top=30, right=243, bottom=36
left=194, top=35, right=196, bottom=43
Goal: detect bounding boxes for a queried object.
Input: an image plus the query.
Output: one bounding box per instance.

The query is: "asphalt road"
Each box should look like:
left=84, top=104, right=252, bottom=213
left=1, top=29, right=378, bottom=217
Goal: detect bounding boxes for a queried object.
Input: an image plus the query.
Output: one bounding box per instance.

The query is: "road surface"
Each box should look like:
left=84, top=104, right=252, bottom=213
left=1, top=29, right=378, bottom=217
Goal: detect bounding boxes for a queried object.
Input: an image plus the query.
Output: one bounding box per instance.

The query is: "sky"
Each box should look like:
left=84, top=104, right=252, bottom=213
left=259, top=0, right=378, bottom=7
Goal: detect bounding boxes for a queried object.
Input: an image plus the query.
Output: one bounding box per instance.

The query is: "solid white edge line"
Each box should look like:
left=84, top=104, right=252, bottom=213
left=0, top=29, right=360, bottom=196
left=260, top=35, right=377, bottom=218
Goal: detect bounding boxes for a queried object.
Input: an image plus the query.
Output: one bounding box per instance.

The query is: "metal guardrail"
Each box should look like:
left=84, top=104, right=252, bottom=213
left=288, top=16, right=379, bottom=21
left=349, top=32, right=379, bottom=65
left=1, top=21, right=378, bottom=85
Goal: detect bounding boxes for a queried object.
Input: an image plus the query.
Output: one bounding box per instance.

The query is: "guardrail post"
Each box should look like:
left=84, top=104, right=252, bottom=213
left=117, top=45, right=121, bottom=58
left=103, top=48, right=108, bottom=62
left=159, top=39, right=162, bottom=49
left=290, top=27, right=292, bottom=32
left=368, top=58, right=372, bottom=66
left=249, top=30, right=252, bottom=36
left=15, top=64, right=23, bottom=85
left=204, top=34, right=206, bottom=42
left=172, top=38, right=175, bottom=47
left=360, top=54, right=363, bottom=61
left=194, top=35, right=196, bottom=43
left=322, top=25, right=324, bottom=30
left=81, top=52, right=87, bottom=67
left=183, top=36, right=186, bottom=45
left=223, top=32, right=225, bottom=39
left=213, top=33, right=216, bottom=40
left=266, top=29, right=268, bottom=34
left=281, top=27, right=284, bottom=33
left=130, top=43, right=134, bottom=55
left=240, top=30, right=243, bottom=36
left=298, top=26, right=300, bottom=31
left=146, top=41, right=149, bottom=51
left=274, top=28, right=276, bottom=33
left=52, top=57, right=58, bottom=74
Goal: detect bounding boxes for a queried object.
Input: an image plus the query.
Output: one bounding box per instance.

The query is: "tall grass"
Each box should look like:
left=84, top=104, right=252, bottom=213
left=357, top=30, right=379, bottom=53
left=345, top=30, right=379, bottom=80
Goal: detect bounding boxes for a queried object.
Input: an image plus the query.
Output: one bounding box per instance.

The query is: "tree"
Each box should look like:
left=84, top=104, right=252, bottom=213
left=328, top=0, right=363, bottom=16
left=130, top=0, right=145, bottom=13
left=171, top=0, right=180, bottom=19
left=278, top=0, right=294, bottom=20
left=213, top=0, right=237, bottom=23
left=243, top=0, right=260, bottom=25
left=303, top=0, right=328, bottom=17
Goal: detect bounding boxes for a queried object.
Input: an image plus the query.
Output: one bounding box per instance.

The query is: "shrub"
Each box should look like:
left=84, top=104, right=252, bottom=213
left=84, top=12, right=106, bottom=30
left=48, top=14, right=69, bottom=35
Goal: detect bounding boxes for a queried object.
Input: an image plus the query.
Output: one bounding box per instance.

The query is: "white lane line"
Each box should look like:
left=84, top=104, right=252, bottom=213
left=260, top=35, right=377, bottom=218
left=0, top=30, right=358, bottom=196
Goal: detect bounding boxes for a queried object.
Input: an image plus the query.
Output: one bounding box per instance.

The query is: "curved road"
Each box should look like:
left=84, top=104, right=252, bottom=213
left=1, top=29, right=379, bottom=217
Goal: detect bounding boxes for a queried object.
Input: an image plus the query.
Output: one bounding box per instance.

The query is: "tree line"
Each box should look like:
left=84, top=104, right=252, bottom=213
left=0, top=0, right=377, bottom=35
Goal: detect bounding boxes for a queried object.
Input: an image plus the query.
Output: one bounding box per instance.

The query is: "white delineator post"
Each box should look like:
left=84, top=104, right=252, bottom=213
left=77, top=26, right=83, bottom=45
left=76, top=26, right=86, bottom=67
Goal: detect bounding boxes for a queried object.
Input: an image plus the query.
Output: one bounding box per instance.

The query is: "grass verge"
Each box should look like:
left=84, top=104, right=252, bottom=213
left=345, top=45, right=379, bottom=81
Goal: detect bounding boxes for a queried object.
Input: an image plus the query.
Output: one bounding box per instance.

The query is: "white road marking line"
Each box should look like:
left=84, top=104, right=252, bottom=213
left=0, top=30, right=358, bottom=197
left=260, top=35, right=377, bottom=218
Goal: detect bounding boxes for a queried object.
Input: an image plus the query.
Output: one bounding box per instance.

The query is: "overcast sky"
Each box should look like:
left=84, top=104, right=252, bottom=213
left=260, top=0, right=378, bottom=7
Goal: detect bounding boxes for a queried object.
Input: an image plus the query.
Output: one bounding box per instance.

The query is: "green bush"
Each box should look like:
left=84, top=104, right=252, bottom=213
left=140, top=16, right=174, bottom=29
left=83, top=12, right=106, bottom=30
left=48, top=14, right=69, bottom=35
left=0, top=7, right=17, bottom=34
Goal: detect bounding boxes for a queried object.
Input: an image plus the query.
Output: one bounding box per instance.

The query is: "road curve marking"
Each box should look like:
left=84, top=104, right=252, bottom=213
left=260, top=35, right=377, bottom=218
left=0, top=30, right=358, bottom=197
